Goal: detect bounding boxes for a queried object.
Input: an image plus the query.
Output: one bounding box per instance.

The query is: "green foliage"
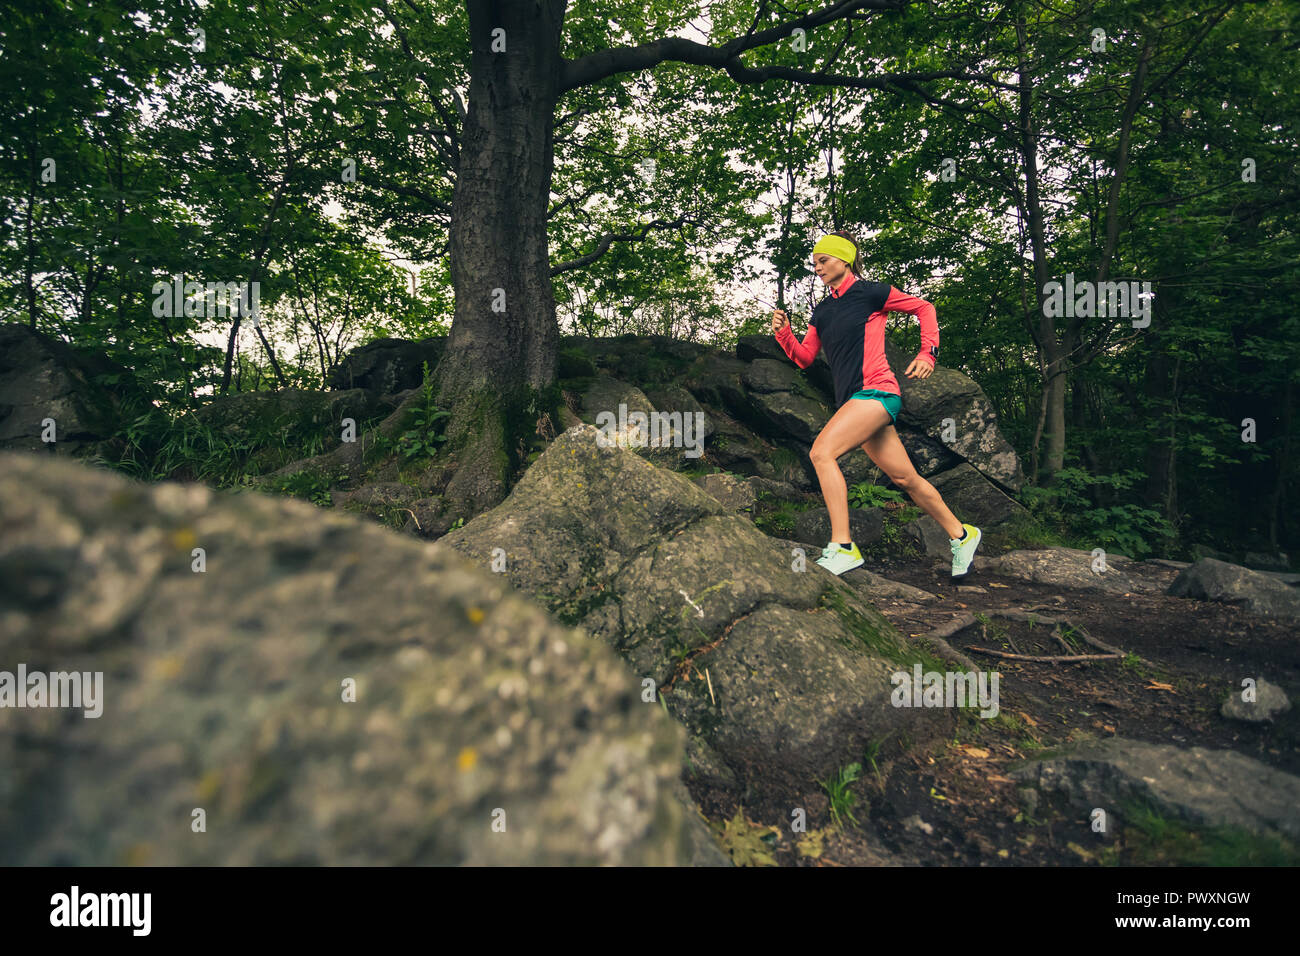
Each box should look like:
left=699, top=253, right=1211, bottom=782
left=1019, top=468, right=1176, bottom=559
left=397, top=361, right=451, bottom=461
left=709, top=809, right=779, bottom=867
left=267, top=469, right=333, bottom=507
left=1120, top=652, right=1150, bottom=678
left=750, top=490, right=821, bottom=538
left=847, top=482, right=905, bottom=510
left=862, top=738, right=885, bottom=786
left=818, top=762, right=864, bottom=829
left=973, top=611, right=1010, bottom=645
left=103, top=390, right=358, bottom=489
left=369, top=362, right=450, bottom=466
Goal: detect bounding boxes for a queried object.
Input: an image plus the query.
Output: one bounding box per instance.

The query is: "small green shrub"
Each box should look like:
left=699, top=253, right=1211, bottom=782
left=370, top=361, right=450, bottom=467
left=268, top=469, right=333, bottom=506
left=848, top=481, right=905, bottom=510
left=818, top=762, right=864, bottom=829
left=1019, top=468, right=1175, bottom=558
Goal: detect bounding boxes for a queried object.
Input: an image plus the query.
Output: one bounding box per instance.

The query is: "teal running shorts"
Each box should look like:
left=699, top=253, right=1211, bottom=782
left=851, top=388, right=901, bottom=424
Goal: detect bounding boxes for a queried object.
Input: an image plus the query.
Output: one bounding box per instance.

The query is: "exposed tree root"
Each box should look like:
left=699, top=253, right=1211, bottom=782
left=910, top=607, right=1133, bottom=669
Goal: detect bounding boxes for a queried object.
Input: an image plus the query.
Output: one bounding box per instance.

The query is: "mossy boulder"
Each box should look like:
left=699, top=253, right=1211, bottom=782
left=0, top=449, right=723, bottom=865
left=439, top=425, right=954, bottom=799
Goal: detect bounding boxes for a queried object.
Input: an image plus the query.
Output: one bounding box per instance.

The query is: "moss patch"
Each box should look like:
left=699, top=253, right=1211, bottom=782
left=817, top=585, right=945, bottom=671
left=752, top=491, right=820, bottom=538
left=769, top=445, right=802, bottom=474
left=1107, top=795, right=1300, bottom=866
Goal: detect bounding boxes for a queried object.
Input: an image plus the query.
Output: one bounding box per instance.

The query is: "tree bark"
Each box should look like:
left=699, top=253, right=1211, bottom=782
left=434, top=0, right=567, bottom=516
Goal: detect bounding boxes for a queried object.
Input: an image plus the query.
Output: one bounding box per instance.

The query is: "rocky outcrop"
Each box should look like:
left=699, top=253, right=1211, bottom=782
left=1010, top=738, right=1300, bottom=841
left=795, top=506, right=887, bottom=550
left=923, top=463, right=1030, bottom=528
left=902, top=515, right=958, bottom=559
left=327, top=336, right=445, bottom=393
left=192, top=388, right=397, bottom=474
left=0, top=450, right=725, bottom=866
left=0, top=323, right=130, bottom=457
left=883, top=339, right=1025, bottom=493
left=320, top=333, right=1029, bottom=535
left=438, top=425, right=956, bottom=799
left=1243, top=550, right=1291, bottom=572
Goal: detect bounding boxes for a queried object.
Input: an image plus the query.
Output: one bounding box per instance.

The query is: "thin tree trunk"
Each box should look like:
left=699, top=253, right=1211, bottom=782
left=1165, top=355, right=1181, bottom=527
left=220, top=159, right=295, bottom=392
left=1142, top=285, right=1174, bottom=510
left=24, top=146, right=38, bottom=329
left=1015, top=16, right=1066, bottom=480
left=1268, top=378, right=1292, bottom=549
left=776, top=100, right=798, bottom=309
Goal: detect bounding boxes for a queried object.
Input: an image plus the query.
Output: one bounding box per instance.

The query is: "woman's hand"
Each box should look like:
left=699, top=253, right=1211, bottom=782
left=904, top=358, right=934, bottom=380
left=771, top=309, right=790, bottom=335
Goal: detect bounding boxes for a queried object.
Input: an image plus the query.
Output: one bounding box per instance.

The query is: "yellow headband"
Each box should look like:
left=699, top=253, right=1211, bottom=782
left=812, top=234, right=857, bottom=266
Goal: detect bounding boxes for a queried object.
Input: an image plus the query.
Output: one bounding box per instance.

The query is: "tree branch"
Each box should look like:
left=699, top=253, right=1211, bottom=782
left=560, top=0, right=1015, bottom=101
left=549, top=213, right=698, bottom=276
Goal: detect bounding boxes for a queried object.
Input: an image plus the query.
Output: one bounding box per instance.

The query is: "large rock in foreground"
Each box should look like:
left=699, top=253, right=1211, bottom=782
left=0, top=451, right=720, bottom=865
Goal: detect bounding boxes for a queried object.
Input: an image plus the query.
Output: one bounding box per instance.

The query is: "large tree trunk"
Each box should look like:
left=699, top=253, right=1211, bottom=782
left=435, top=0, right=566, bottom=517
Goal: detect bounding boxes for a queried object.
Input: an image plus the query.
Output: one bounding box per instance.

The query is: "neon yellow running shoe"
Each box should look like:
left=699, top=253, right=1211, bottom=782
left=950, top=523, right=982, bottom=577
left=816, top=541, right=865, bottom=576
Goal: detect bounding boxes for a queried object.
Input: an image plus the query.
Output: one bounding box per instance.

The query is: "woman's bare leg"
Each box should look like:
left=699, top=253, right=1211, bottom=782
left=861, top=424, right=964, bottom=538
left=809, top=399, right=893, bottom=543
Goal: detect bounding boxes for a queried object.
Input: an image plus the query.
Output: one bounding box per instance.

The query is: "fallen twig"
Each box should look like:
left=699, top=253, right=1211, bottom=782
left=987, top=609, right=1132, bottom=659
left=964, top=646, right=1122, bottom=663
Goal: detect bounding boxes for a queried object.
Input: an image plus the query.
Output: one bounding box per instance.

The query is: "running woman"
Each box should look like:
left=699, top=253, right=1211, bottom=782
left=770, top=231, right=981, bottom=577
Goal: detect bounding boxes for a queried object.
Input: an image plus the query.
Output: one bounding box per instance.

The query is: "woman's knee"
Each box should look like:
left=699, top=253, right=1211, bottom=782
left=809, top=443, right=834, bottom=467
left=890, top=471, right=920, bottom=492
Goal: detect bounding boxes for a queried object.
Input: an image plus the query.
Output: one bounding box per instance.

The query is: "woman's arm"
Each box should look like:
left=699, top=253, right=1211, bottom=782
left=884, top=287, right=938, bottom=367
left=774, top=318, right=821, bottom=369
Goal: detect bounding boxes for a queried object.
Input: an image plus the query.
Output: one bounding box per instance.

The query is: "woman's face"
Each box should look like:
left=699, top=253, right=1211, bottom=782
left=811, top=253, right=850, bottom=287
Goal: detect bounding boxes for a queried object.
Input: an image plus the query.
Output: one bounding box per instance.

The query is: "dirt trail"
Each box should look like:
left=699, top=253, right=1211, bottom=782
left=687, top=551, right=1300, bottom=866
